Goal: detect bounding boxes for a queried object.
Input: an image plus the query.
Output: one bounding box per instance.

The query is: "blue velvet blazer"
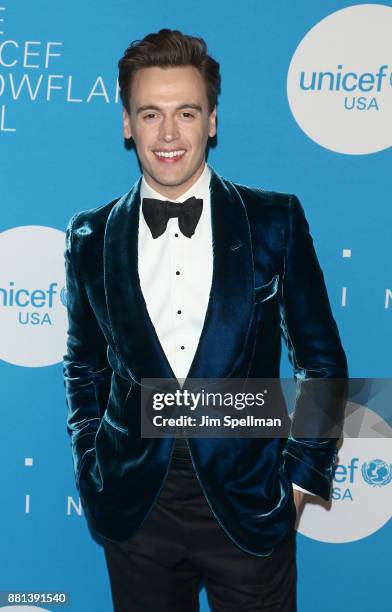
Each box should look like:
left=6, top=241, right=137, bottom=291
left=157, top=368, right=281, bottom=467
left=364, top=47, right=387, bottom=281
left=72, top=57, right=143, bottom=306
left=63, top=167, right=348, bottom=556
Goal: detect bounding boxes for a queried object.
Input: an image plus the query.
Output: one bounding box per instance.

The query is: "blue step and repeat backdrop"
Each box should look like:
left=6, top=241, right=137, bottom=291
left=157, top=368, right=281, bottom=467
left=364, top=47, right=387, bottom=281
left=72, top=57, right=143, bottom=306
left=0, top=1, right=391, bottom=610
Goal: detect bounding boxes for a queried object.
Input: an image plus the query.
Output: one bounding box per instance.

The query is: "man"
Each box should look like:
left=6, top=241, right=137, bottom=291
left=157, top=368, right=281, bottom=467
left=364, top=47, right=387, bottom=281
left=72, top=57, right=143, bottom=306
left=63, top=29, right=347, bottom=611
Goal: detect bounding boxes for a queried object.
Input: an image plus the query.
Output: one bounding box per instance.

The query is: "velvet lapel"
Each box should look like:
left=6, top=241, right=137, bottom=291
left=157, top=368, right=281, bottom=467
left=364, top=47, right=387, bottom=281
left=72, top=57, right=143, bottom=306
left=103, top=167, right=254, bottom=385
left=184, top=169, right=254, bottom=382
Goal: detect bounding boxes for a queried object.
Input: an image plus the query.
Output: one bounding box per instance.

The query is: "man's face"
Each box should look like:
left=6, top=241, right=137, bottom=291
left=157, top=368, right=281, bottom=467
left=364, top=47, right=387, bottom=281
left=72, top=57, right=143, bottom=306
left=122, top=65, right=217, bottom=199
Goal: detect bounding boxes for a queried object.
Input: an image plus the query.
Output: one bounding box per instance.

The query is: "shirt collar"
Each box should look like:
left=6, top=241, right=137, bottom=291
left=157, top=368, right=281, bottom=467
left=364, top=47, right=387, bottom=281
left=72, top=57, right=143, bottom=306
left=140, top=162, right=211, bottom=202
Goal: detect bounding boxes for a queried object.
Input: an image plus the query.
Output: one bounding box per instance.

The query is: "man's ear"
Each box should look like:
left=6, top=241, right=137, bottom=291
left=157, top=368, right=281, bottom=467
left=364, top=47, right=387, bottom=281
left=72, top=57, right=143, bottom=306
left=122, top=107, right=132, bottom=139
left=208, top=106, right=217, bottom=138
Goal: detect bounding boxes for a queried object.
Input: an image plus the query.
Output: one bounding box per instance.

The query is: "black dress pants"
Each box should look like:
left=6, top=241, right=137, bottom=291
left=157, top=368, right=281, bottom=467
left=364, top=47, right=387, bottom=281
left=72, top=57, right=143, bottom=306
left=103, top=443, right=297, bottom=612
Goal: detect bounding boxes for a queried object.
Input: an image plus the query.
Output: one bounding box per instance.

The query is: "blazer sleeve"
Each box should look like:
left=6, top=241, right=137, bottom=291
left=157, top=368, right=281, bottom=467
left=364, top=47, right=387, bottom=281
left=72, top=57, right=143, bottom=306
left=63, top=213, right=111, bottom=490
left=280, top=194, right=348, bottom=500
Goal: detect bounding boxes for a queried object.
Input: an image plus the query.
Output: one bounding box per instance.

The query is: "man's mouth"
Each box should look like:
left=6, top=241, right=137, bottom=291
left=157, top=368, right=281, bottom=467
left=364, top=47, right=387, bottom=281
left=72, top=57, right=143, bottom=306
left=153, top=149, right=186, bottom=163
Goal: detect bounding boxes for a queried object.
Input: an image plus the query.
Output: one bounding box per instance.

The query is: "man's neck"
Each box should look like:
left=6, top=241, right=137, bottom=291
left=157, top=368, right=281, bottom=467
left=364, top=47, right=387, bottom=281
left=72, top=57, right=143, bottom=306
left=142, top=161, right=207, bottom=200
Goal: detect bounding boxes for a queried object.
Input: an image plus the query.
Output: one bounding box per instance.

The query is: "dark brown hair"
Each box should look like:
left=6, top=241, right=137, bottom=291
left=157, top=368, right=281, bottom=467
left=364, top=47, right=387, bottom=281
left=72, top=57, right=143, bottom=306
left=118, top=28, right=221, bottom=114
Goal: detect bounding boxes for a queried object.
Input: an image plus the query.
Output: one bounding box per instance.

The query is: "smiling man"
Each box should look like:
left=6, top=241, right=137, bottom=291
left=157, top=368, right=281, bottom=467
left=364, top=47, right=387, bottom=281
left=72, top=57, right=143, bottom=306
left=63, top=28, right=347, bottom=612
left=122, top=64, right=216, bottom=199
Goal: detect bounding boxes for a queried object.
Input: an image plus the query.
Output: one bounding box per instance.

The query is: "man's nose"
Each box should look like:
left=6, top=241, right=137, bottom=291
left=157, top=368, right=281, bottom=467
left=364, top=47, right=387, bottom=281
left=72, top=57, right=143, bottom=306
left=159, top=116, right=179, bottom=141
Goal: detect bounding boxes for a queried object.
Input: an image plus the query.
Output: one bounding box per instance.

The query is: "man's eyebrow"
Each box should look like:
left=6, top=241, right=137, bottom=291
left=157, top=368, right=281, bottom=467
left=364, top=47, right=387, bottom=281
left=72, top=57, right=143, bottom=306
left=136, top=103, right=203, bottom=114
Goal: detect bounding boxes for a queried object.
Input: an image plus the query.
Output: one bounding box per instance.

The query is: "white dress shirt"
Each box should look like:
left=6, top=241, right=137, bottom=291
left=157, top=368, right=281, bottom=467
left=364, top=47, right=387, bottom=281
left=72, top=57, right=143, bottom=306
left=138, top=162, right=213, bottom=383
left=138, top=162, right=312, bottom=496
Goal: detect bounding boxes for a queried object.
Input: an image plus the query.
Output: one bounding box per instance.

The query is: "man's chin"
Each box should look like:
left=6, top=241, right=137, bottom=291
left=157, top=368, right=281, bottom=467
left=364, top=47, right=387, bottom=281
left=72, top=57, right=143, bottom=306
left=141, top=157, right=205, bottom=191
left=145, top=168, right=193, bottom=188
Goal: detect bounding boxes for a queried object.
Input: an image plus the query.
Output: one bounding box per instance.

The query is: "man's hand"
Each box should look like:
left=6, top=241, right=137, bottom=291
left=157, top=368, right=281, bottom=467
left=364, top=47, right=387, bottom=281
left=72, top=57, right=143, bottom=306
left=293, top=488, right=305, bottom=515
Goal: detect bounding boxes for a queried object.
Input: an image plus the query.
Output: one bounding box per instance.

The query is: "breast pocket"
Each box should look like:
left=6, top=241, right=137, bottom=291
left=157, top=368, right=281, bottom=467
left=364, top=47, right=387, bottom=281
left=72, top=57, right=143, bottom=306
left=254, top=274, right=279, bottom=304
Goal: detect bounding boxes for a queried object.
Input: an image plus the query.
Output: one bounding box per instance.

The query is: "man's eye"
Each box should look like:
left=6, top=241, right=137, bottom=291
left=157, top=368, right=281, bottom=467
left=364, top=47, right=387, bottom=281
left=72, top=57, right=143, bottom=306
left=144, top=113, right=157, bottom=120
left=182, top=112, right=195, bottom=118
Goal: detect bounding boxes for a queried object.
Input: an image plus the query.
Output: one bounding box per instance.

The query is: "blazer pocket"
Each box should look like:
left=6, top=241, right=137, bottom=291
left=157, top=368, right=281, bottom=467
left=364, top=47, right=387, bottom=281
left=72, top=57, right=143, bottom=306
left=101, top=381, right=132, bottom=435
left=254, top=274, right=279, bottom=304
left=103, top=409, right=129, bottom=435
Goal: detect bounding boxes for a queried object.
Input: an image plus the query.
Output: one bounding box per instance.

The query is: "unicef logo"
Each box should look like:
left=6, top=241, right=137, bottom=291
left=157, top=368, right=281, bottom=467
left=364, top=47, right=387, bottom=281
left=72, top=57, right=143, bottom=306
left=0, top=226, right=67, bottom=367
left=362, top=459, right=392, bottom=487
left=287, top=4, right=392, bottom=154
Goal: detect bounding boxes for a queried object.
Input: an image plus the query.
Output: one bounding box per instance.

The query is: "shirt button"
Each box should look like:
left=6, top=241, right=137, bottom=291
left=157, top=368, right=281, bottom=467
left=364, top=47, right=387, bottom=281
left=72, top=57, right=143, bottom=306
left=177, top=310, right=182, bottom=314
left=176, top=270, right=180, bottom=275
left=181, top=346, right=185, bottom=350
left=174, top=233, right=179, bottom=237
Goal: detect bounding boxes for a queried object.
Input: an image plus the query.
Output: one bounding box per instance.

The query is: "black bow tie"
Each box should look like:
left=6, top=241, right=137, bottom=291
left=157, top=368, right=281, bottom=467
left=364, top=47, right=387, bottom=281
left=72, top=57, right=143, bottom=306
left=142, top=196, right=203, bottom=239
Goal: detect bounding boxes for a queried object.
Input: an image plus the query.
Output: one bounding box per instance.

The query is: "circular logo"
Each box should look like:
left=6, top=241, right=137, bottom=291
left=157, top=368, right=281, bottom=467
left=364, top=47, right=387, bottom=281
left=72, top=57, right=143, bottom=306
left=362, top=459, right=392, bottom=486
left=297, top=406, right=392, bottom=543
left=287, top=4, right=392, bottom=154
left=0, top=226, right=67, bottom=367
